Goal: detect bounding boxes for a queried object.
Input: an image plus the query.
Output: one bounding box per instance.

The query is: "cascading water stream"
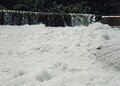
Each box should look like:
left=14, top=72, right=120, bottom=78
left=70, top=13, right=95, bottom=26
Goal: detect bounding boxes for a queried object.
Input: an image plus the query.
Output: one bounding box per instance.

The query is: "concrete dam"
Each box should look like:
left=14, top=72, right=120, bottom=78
left=0, top=10, right=120, bottom=26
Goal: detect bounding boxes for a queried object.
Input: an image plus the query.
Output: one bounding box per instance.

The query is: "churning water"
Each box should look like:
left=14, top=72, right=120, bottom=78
left=0, top=23, right=120, bottom=86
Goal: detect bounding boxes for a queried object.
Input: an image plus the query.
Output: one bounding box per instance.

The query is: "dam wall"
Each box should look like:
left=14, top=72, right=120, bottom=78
left=0, top=10, right=95, bottom=26
left=0, top=10, right=120, bottom=26
left=101, top=16, right=120, bottom=26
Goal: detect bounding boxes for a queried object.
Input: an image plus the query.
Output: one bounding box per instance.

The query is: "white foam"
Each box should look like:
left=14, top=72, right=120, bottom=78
left=0, top=23, right=120, bottom=86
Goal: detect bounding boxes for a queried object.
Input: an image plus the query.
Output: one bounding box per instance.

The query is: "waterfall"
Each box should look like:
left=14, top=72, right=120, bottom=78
left=0, top=10, right=96, bottom=26
left=70, top=13, right=95, bottom=26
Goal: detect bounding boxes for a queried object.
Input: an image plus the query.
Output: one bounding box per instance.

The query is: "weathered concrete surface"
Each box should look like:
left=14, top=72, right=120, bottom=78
left=95, top=15, right=120, bottom=26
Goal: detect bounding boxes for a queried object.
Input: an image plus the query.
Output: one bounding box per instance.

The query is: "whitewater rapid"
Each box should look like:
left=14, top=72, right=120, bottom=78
left=0, top=23, right=120, bottom=86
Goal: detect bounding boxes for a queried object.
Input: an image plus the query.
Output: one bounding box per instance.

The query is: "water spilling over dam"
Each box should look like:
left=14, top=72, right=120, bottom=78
left=0, top=10, right=120, bottom=27
left=0, top=10, right=95, bottom=26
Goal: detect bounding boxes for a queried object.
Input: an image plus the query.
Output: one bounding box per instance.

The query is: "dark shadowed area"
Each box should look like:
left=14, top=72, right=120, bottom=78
left=0, top=0, right=120, bottom=14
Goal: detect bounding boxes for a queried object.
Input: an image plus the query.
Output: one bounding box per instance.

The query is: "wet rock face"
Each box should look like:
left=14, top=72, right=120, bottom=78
left=0, top=10, right=94, bottom=26
left=95, top=16, right=102, bottom=22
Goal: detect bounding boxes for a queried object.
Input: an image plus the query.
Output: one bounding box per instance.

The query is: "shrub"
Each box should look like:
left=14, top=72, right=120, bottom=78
left=13, top=4, right=30, bottom=11
left=0, top=5, right=7, bottom=10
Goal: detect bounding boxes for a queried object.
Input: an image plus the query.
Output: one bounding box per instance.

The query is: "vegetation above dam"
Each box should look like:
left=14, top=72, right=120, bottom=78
left=0, top=0, right=120, bottom=14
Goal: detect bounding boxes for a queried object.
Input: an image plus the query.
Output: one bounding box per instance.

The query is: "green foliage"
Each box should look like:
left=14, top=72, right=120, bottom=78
left=49, top=1, right=65, bottom=12
left=48, top=1, right=90, bottom=13
left=0, top=0, right=120, bottom=14
left=0, top=5, right=7, bottom=10
left=34, top=0, right=45, bottom=11
left=13, top=4, right=30, bottom=11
